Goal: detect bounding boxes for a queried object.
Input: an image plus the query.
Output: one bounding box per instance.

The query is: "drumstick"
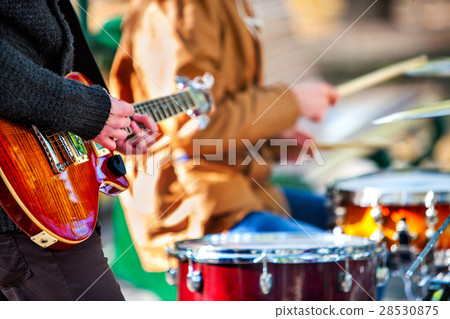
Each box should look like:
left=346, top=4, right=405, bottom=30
left=316, top=141, right=392, bottom=150
left=405, top=211, right=450, bottom=279
left=337, top=55, right=429, bottom=97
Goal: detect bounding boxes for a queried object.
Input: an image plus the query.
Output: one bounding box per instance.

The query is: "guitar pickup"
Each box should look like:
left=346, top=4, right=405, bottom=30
left=65, top=132, right=89, bottom=165
left=91, top=141, right=110, bottom=158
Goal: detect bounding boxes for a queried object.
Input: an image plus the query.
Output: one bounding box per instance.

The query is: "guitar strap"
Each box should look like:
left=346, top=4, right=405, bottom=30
left=58, top=0, right=109, bottom=91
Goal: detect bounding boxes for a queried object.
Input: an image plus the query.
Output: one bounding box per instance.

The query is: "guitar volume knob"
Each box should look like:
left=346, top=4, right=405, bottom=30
left=107, top=155, right=127, bottom=177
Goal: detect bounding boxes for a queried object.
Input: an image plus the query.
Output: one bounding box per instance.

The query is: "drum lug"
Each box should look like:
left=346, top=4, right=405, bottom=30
left=370, top=205, right=382, bottom=223
left=370, top=229, right=385, bottom=243
left=187, top=258, right=203, bottom=293
left=376, top=266, right=390, bottom=287
left=337, top=259, right=353, bottom=293
left=425, top=191, right=438, bottom=239
left=392, top=218, right=418, bottom=257
left=187, top=271, right=203, bottom=293
left=165, top=267, right=178, bottom=286
left=337, top=272, right=353, bottom=293
left=334, top=206, right=347, bottom=230
left=259, top=259, right=273, bottom=295
left=370, top=198, right=386, bottom=243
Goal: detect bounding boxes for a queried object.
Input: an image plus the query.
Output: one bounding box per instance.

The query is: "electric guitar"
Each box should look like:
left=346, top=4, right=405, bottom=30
left=0, top=72, right=212, bottom=249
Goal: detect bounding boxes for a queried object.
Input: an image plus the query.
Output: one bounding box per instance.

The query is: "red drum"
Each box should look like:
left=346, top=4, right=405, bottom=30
left=166, top=233, right=383, bottom=301
left=328, top=170, right=450, bottom=252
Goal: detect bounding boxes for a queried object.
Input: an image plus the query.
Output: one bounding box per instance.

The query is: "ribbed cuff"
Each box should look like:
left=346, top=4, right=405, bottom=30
left=59, top=81, right=112, bottom=141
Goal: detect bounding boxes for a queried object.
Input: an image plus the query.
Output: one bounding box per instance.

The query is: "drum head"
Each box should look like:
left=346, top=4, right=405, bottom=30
left=168, top=232, right=377, bottom=264
left=329, top=170, right=450, bottom=206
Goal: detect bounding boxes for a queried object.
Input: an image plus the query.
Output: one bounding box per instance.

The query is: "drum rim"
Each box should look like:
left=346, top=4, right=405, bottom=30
left=167, top=233, right=381, bottom=264
left=328, top=169, right=450, bottom=206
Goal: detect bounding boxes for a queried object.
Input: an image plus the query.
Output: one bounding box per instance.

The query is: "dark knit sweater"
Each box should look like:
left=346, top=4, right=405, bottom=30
left=0, top=0, right=111, bottom=232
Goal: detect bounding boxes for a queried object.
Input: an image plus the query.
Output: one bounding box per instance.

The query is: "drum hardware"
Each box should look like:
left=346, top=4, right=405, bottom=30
left=332, top=206, right=346, bottom=235
left=186, top=251, right=203, bottom=293
left=337, top=259, right=353, bottom=293
left=329, top=170, right=450, bottom=253
left=433, top=249, right=450, bottom=268
left=375, top=244, right=390, bottom=288
left=168, top=233, right=381, bottom=300
left=392, top=218, right=418, bottom=262
left=404, top=57, right=450, bottom=78
left=422, top=272, right=450, bottom=301
left=425, top=191, right=438, bottom=239
left=258, top=257, right=273, bottom=296
left=369, top=197, right=386, bottom=244
left=405, top=210, right=450, bottom=279
left=165, top=267, right=178, bottom=286
left=373, top=99, right=450, bottom=125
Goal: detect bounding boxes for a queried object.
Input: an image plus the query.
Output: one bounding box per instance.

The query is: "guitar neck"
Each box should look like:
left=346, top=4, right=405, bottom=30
left=125, top=90, right=199, bottom=136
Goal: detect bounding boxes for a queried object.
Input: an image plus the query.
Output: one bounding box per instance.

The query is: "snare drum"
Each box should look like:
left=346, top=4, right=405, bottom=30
left=166, top=233, right=381, bottom=301
left=328, top=170, right=450, bottom=251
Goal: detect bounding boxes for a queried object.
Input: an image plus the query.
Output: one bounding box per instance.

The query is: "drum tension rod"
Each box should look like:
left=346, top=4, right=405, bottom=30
left=186, top=251, right=203, bottom=293
left=254, top=251, right=273, bottom=295
left=337, top=258, right=352, bottom=293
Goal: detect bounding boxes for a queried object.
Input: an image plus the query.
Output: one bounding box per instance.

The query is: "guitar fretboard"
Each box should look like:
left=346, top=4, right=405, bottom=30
left=134, top=91, right=196, bottom=122
left=125, top=90, right=198, bottom=136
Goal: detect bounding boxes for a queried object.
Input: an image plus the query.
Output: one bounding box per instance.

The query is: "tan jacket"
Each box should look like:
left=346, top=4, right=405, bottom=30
left=109, top=0, right=299, bottom=271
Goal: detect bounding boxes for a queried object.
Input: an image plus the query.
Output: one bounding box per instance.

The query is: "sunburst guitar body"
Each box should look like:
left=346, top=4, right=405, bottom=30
left=0, top=72, right=212, bottom=249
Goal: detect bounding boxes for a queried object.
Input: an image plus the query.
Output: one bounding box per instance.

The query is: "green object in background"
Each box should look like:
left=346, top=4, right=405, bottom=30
left=270, top=174, right=313, bottom=191
left=111, top=198, right=177, bottom=301
left=92, top=17, right=123, bottom=50
left=368, top=149, right=391, bottom=169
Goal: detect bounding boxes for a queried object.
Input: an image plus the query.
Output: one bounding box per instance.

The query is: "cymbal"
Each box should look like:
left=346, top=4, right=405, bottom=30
left=405, top=58, right=450, bottom=78
left=373, top=100, right=450, bottom=125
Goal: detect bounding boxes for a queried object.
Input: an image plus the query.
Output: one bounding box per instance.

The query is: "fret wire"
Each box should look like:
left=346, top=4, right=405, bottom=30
left=179, top=92, right=191, bottom=111
left=160, top=97, right=171, bottom=119
left=144, top=102, right=160, bottom=122
left=154, top=98, right=165, bottom=120
left=152, top=101, right=164, bottom=122
left=163, top=97, right=176, bottom=117
left=152, top=100, right=164, bottom=122
left=174, top=93, right=187, bottom=112
left=186, top=91, right=197, bottom=108
left=135, top=102, right=158, bottom=122
left=167, top=96, right=178, bottom=116
left=166, top=97, right=177, bottom=116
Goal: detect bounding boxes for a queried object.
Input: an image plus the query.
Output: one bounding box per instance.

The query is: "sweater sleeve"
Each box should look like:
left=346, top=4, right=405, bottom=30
left=0, top=39, right=111, bottom=140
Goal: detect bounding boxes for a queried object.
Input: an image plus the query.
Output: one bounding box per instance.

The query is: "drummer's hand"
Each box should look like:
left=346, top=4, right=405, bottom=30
left=292, top=82, right=339, bottom=122
left=115, top=113, right=160, bottom=155
left=278, top=127, right=315, bottom=162
left=279, top=127, right=314, bottom=146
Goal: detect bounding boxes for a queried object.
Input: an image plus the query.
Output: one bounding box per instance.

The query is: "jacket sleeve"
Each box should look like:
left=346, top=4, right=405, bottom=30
left=172, top=0, right=300, bottom=154
left=0, top=39, right=110, bottom=141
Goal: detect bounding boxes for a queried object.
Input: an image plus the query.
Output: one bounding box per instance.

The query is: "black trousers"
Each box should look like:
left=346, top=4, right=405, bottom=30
left=0, top=231, right=125, bottom=301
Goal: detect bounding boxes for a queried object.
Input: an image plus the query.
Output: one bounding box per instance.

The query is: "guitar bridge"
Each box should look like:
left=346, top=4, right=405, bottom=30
left=32, top=127, right=88, bottom=174
left=33, top=126, right=67, bottom=174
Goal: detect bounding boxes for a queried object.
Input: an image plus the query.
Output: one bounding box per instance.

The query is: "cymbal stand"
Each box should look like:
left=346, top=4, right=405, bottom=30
left=405, top=209, right=450, bottom=279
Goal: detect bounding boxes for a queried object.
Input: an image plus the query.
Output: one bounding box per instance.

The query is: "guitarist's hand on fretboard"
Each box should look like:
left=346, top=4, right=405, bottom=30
left=115, top=113, right=159, bottom=155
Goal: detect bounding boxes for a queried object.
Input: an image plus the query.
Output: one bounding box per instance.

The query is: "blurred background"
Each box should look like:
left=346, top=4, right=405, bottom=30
left=70, top=0, right=450, bottom=300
